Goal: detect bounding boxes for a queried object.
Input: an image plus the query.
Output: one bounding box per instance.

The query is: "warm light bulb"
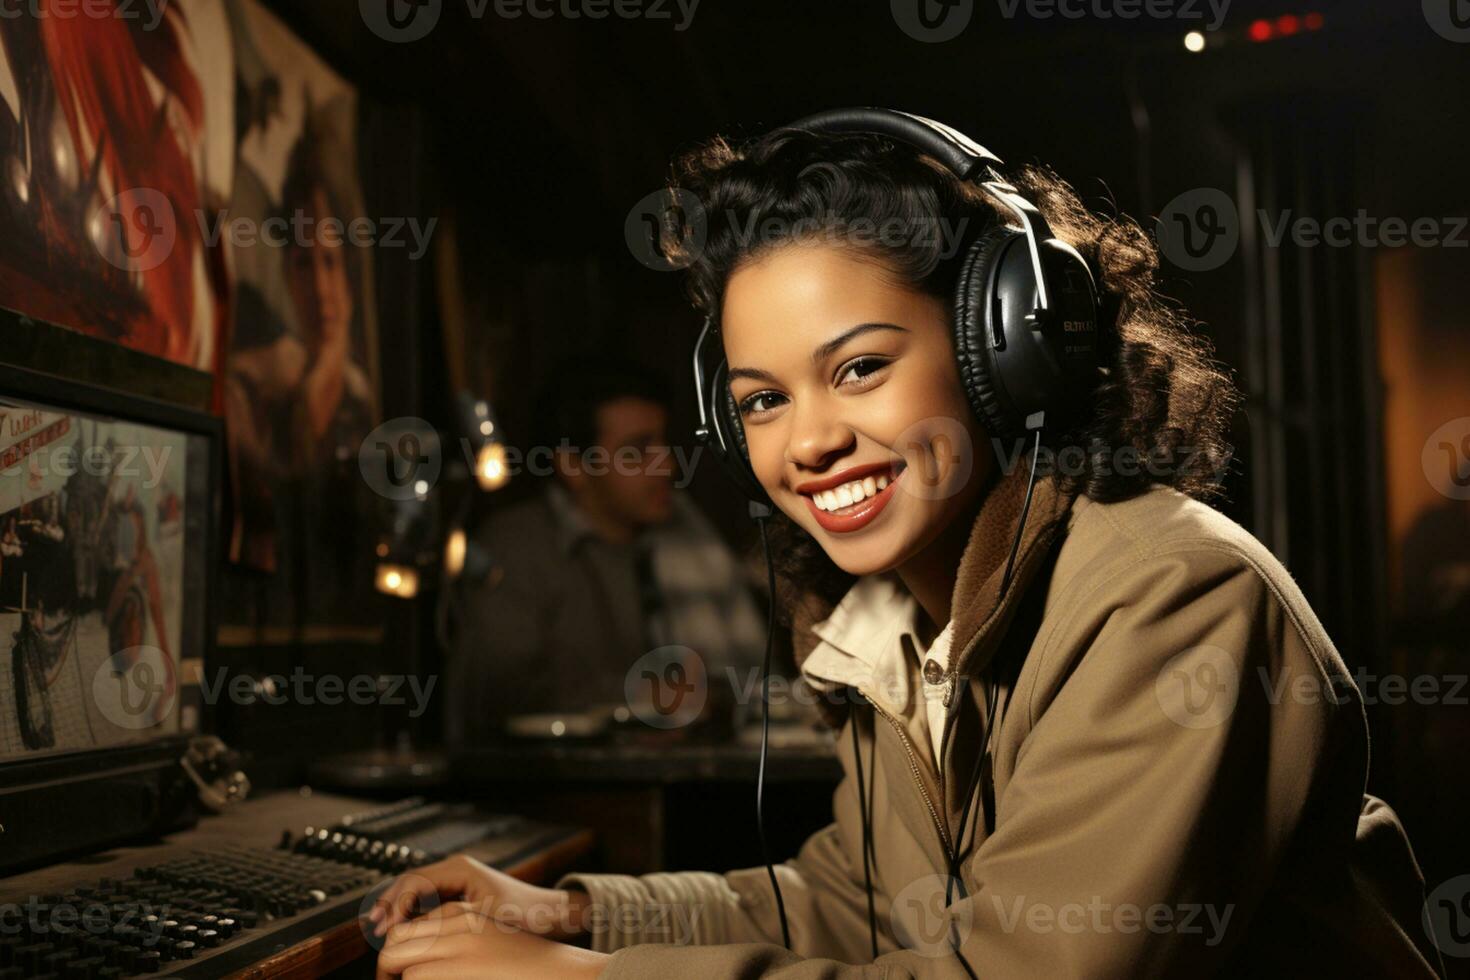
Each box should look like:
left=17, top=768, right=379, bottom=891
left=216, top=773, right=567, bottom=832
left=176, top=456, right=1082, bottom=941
left=375, top=563, right=420, bottom=598
left=444, top=528, right=467, bottom=578
left=475, top=442, right=510, bottom=491
left=1183, top=30, right=1205, bottom=52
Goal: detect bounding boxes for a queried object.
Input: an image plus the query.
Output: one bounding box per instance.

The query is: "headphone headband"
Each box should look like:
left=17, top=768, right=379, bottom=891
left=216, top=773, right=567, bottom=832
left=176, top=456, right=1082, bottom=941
left=788, top=107, right=1003, bottom=181
left=788, top=108, right=1065, bottom=322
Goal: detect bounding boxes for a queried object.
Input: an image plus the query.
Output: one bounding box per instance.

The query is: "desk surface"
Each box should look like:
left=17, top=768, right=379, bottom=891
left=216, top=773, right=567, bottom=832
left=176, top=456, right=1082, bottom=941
left=1, top=789, right=594, bottom=979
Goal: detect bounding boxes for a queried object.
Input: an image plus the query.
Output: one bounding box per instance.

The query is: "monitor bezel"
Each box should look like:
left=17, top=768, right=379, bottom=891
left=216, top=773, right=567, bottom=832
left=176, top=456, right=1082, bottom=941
left=0, top=357, right=222, bottom=786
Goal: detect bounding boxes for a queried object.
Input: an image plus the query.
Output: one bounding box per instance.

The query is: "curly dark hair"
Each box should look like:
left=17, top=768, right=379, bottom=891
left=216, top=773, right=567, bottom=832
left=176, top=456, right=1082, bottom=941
left=666, top=128, right=1239, bottom=613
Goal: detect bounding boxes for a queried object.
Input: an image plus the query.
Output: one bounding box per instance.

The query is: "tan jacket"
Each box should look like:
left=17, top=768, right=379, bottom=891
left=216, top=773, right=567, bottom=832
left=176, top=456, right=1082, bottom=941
left=562, top=470, right=1444, bottom=978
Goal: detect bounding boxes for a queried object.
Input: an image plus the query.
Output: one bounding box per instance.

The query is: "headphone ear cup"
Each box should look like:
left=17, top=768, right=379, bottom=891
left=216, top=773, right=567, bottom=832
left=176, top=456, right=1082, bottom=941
left=953, top=226, right=1024, bottom=440
left=717, top=378, right=771, bottom=505
left=719, top=383, right=749, bottom=460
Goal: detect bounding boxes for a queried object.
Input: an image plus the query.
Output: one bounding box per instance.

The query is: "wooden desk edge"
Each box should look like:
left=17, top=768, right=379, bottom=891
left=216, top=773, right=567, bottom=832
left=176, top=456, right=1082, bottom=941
left=225, top=829, right=597, bottom=980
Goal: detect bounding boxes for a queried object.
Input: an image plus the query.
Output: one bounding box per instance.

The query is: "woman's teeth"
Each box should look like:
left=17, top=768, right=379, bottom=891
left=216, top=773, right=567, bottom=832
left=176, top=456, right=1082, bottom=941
left=812, top=474, right=889, bottom=512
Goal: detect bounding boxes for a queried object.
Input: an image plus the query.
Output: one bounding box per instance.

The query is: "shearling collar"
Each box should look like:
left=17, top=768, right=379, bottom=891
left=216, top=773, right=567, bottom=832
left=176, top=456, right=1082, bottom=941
left=792, top=463, right=1075, bottom=685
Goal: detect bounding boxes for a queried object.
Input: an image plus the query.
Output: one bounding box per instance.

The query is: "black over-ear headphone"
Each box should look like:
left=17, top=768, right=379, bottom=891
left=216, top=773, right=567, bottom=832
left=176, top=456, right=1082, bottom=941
left=692, top=107, right=1106, bottom=513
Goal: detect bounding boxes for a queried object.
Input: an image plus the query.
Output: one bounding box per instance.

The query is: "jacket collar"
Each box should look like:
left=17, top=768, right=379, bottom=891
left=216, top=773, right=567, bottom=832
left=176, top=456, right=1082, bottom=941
left=545, top=483, right=598, bottom=556
left=545, top=483, right=668, bottom=558
left=793, top=463, right=1075, bottom=685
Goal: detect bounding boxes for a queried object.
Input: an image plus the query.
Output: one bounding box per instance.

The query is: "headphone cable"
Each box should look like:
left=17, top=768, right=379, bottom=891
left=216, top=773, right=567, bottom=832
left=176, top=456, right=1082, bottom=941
left=850, top=702, right=879, bottom=960
left=999, top=428, right=1043, bottom=596
left=755, top=514, right=792, bottom=950
left=945, top=427, right=1044, bottom=909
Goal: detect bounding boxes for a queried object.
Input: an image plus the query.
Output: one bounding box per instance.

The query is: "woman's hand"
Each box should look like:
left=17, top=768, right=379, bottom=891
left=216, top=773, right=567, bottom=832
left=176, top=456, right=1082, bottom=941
left=375, top=903, right=607, bottom=980
left=367, top=854, right=591, bottom=941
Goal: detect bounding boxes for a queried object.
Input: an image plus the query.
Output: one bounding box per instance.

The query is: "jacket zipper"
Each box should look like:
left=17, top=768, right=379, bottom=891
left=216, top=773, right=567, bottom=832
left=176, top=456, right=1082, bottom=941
left=862, top=695, right=953, bottom=857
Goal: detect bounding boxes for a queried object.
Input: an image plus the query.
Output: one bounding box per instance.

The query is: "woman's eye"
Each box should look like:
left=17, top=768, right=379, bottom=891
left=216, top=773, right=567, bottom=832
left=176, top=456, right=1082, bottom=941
left=738, top=391, right=787, bottom=417
left=836, top=356, right=890, bottom=387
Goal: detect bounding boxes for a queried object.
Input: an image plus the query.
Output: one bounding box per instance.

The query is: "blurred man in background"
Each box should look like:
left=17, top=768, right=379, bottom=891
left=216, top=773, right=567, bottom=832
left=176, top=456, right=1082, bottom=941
left=448, top=359, right=765, bottom=742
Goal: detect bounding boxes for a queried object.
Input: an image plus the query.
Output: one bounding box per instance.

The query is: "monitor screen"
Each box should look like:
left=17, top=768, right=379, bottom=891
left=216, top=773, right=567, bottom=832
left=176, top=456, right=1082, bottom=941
left=0, top=394, right=211, bottom=763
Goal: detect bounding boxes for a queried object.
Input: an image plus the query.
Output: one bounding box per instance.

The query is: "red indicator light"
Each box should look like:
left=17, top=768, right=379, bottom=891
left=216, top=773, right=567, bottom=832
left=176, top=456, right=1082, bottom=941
left=1248, top=18, right=1273, bottom=41
left=1276, top=14, right=1300, bottom=35
left=1304, top=12, right=1324, bottom=30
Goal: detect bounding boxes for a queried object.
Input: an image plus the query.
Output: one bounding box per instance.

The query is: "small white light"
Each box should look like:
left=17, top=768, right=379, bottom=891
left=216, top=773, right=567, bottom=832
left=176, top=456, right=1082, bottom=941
left=479, top=420, right=493, bottom=436
left=1183, top=30, right=1206, bottom=52
left=385, top=570, right=401, bottom=589
left=413, top=479, right=429, bottom=497
left=550, top=720, right=566, bottom=737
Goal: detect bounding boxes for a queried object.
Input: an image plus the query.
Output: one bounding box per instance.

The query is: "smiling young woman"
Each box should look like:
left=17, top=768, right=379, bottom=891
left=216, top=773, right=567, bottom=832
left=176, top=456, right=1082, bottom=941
left=370, top=115, right=1443, bottom=979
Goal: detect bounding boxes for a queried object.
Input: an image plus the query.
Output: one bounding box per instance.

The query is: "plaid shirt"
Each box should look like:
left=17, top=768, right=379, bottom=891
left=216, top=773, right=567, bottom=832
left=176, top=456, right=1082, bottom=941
left=448, top=485, right=765, bottom=741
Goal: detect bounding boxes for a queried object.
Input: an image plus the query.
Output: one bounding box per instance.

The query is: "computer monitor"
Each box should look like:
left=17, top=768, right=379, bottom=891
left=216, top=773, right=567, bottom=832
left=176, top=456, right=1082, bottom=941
left=0, top=361, right=219, bottom=871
